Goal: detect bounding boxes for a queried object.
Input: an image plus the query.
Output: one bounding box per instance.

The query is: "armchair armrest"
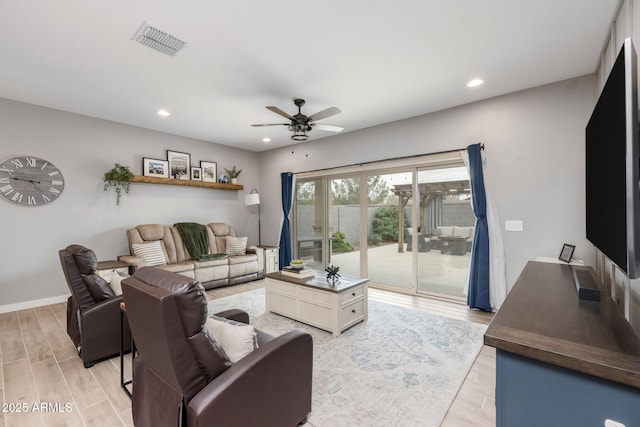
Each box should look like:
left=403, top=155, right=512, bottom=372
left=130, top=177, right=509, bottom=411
left=246, top=245, right=263, bottom=256
left=212, top=309, right=249, bottom=324
left=118, top=255, right=148, bottom=270
left=187, top=330, right=313, bottom=427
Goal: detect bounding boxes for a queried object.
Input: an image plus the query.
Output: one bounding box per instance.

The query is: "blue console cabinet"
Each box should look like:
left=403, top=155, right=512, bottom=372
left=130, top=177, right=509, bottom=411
left=486, top=262, right=640, bottom=427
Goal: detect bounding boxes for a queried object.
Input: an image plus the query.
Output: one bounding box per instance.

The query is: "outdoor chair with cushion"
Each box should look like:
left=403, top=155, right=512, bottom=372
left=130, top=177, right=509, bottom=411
left=405, top=227, right=431, bottom=252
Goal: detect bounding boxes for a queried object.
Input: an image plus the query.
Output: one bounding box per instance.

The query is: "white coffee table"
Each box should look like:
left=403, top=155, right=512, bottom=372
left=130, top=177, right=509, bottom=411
left=265, top=271, right=368, bottom=337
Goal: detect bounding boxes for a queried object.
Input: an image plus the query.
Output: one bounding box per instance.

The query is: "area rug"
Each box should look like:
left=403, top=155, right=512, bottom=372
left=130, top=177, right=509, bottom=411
left=208, top=289, right=487, bottom=427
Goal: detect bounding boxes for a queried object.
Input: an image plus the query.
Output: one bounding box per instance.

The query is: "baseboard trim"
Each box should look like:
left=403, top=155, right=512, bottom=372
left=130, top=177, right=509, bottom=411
left=0, top=294, right=70, bottom=314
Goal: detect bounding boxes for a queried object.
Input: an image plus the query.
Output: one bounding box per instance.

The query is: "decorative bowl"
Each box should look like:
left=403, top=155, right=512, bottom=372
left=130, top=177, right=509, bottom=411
left=290, top=260, right=306, bottom=270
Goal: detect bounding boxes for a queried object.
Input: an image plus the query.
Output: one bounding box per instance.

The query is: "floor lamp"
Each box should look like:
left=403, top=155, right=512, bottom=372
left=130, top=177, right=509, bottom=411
left=245, top=188, right=261, bottom=246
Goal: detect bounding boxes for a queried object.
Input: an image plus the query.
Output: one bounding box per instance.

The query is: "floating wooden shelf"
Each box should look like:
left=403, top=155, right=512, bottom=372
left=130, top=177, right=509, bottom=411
left=130, top=175, right=243, bottom=191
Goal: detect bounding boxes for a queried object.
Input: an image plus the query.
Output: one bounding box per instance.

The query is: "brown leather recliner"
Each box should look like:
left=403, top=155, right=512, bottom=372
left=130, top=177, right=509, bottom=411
left=58, top=244, right=132, bottom=368
left=121, top=267, right=313, bottom=427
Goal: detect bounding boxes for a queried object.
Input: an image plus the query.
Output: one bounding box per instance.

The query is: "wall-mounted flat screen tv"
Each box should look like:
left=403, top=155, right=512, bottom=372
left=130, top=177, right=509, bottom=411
left=586, top=37, right=640, bottom=279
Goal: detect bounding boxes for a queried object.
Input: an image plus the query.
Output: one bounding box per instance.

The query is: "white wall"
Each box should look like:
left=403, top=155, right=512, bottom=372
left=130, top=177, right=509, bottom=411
left=259, top=75, right=597, bottom=289
left=1, top=98, right=259, bottom=308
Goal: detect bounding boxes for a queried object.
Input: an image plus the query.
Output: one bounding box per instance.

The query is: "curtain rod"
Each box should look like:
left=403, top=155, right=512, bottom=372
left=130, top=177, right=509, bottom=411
left=291, top=143, right=484, bottom=175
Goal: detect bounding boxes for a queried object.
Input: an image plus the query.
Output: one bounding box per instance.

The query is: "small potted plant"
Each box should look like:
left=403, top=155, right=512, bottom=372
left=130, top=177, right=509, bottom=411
left=224, top=166, right=242, bottom=184
left=103, top=163, right=133, bottom=206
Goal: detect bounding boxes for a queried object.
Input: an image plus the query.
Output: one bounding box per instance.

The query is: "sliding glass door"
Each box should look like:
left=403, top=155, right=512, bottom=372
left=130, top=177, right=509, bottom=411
left=292, top=156, right=472, bottom=303
left=415, top=165, right=472, bottom=300
left=366, top=171, right=413, bottom=290
left=294, top=178, right=326, bottom=270
left=327, top=176, right=361, bottom=276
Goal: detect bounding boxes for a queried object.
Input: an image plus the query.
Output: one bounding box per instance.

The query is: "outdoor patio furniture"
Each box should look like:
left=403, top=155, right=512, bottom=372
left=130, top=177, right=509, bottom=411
left=405, top=228, right=431, bottom=252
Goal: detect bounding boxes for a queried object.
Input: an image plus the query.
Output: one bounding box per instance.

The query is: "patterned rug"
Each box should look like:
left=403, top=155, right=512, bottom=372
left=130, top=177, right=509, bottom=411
left=208, top=288, right=487, bottom=427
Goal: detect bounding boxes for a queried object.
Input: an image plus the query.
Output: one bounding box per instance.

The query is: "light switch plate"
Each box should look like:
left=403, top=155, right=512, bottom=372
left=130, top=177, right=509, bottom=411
left=505, top=220, right=523, bottom=231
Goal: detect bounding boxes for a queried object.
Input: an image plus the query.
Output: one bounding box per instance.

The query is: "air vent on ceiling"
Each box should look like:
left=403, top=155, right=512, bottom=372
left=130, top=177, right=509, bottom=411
left=131, top=22, right=186, bottom=57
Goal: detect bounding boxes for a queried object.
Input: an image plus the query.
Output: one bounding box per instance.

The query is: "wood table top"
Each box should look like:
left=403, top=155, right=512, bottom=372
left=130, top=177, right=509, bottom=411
left=266, top=271, right=368, bottom=293
left=484, top=261, right=640, bottom=388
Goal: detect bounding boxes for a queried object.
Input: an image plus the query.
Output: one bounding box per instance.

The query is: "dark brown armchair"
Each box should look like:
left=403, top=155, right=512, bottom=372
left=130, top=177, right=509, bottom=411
left=59, top=244, right=131, bottom=368
left=121, top=267, right=313, bottom=427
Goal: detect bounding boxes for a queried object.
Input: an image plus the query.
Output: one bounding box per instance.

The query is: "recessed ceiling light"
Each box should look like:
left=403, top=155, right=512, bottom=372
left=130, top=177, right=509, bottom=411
left=467, top=79, right=484, bottom=88
left=262, top=137, right=271, bottom=143
left=157, top=109, right=171, bottom=117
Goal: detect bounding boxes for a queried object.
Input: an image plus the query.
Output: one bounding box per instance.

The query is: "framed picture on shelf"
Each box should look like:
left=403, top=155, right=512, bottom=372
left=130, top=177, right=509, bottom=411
left=191, top=166, right=202, bottom=181
left=558, top=243, right=576, bottom=263
left=200, top=161, right=217, bottom=183
left=167, top=150, right=190, bottom=180
left=142, top=157, right=169, bottom=178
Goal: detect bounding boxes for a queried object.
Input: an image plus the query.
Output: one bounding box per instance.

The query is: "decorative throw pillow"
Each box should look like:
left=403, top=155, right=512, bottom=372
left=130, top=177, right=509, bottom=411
left=82, top=274, right=115, bottom=302
left=132, top=241, right=166, bottom=266
left=225, top=236, right=247, bottom=256
left=109, top=271, right=129, bottom=296
left=205, top=315, right=257, bottom=363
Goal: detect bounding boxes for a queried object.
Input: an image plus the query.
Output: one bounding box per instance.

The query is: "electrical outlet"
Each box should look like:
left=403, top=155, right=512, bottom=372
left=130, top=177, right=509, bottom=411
left=505, top=220, right=523, bottom=232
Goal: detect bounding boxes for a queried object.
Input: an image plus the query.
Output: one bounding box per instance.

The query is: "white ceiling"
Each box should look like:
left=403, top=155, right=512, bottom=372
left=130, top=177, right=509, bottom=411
left=0, top=1, right=618, bottom=152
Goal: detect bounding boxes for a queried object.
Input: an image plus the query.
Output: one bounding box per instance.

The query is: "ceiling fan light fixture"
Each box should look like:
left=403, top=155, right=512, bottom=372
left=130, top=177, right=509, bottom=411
left=291, top=130, right=308, bottom=141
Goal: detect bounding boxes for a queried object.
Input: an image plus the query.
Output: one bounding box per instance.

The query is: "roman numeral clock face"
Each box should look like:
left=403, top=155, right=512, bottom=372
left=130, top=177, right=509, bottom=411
left=0, top=156, right=65, bottom=206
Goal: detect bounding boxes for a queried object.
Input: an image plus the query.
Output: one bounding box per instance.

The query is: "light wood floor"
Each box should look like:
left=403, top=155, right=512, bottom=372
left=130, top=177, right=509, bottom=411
left=0, top=279, right=495, bottom=426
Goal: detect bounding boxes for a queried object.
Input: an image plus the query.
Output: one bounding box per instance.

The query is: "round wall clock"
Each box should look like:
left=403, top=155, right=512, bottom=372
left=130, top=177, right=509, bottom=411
left=0, top=156, right=65, bottom=206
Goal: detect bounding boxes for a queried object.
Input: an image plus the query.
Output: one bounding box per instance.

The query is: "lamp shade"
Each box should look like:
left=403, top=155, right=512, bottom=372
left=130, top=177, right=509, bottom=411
left=245, top=193, right=260, bottom=206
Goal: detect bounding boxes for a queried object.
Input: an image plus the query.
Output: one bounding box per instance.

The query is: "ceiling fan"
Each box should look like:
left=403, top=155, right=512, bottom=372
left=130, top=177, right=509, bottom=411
left=252, top=99, right=343, bottom=141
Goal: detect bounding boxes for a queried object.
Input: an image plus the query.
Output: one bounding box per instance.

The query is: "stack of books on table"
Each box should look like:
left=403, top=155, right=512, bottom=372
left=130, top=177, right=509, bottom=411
left=281, top=266, right=315, bottom=279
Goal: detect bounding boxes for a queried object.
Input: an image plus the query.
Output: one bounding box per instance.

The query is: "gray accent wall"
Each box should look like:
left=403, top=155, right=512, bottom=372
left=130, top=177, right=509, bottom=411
left=1, top=98, right=260, bottom=307
left=2, top=74, right=598, bottom=308
left=258, top=74, right=597, bottom=290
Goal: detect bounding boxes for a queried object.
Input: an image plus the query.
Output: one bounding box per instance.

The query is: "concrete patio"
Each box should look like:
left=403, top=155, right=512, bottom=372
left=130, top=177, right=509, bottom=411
left=305, top=243, right=471, bottom=299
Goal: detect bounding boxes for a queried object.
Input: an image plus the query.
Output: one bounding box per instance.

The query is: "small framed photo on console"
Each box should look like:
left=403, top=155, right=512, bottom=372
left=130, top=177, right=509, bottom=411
left=559, top=243, right=576, bottom=263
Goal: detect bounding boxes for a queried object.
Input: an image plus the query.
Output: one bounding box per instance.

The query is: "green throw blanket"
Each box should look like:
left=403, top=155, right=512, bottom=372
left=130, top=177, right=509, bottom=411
left=174, top=222, right=227, bottom=262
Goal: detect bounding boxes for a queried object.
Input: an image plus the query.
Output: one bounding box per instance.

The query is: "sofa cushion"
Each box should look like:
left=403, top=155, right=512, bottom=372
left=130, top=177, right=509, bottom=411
left=136, top=224, right=166, bottom=241
left=438, top=226, right=454, bottom=236
left=206, top=315, right=258, bottom=363
left=193, top=257, right=228, bottom=268
left=226, top=236, right=247, bottom=256
left=73, top=247, right=98, bottom=275
left=453, top=226, right=471, bottom=238
left=82, top=273, right=115, bottom=301
left=227, top=253, right=257, bottom=265
left=132, top=241, right=167, bottom=266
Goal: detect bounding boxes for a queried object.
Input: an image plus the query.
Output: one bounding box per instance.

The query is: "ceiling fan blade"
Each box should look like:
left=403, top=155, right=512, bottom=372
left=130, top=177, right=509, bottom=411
left=266, top=106, right=294, bottom=120
left=312, top=123, right=344, bottom=132
left=308, top=107, right=341, bottom=122
left=251, top=123, right=288, bottom=127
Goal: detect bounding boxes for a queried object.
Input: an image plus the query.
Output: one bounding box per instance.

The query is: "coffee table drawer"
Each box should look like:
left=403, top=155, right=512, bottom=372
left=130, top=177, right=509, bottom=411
left=341, top=299, right=365, bottom=328
left=299, top=286, right=333, bottom=305
left=340, top=284, right=365, bottom=305
left=269, top=280, right=297, bottom=296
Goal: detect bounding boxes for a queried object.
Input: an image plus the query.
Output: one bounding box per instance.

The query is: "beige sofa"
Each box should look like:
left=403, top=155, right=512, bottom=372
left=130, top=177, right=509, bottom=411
left=118, top=223, right=263, bottom=289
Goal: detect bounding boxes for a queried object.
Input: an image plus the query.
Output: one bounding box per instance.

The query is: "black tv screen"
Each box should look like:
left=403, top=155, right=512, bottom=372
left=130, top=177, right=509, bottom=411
left=586, top=37, right=640, bottom=279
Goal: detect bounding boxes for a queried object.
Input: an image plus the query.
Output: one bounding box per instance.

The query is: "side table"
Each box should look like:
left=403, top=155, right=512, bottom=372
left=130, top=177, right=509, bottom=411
left=258, top=245, right=279, bottom=274
left=440, top=236, right=467, bottom=256
left=120, top=302, right=135, bottom=398
left=97, top=260, right=130, bottom=282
